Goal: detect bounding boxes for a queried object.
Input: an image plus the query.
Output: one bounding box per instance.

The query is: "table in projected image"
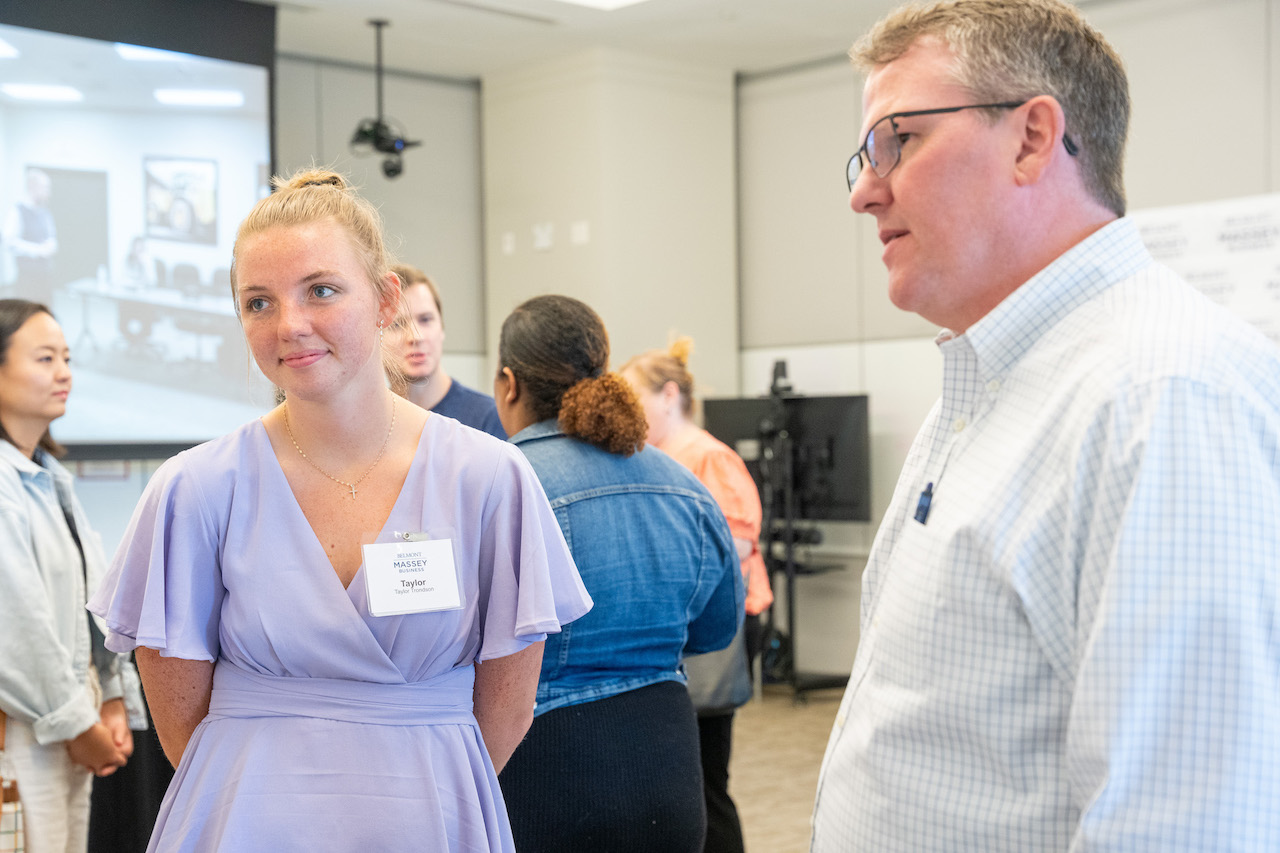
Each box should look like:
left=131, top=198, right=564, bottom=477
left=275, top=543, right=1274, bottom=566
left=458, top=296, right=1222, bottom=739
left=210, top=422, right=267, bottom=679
left=66, top=277, right=250, bottom=392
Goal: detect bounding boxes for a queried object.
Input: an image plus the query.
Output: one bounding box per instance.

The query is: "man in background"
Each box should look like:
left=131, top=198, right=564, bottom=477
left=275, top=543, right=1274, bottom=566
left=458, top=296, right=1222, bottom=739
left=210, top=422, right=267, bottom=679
left=813, top=1, right=1280, bottom=849
left=391, top=264, right=505, bottom=439
left=4, top=167, right=58, bottom=304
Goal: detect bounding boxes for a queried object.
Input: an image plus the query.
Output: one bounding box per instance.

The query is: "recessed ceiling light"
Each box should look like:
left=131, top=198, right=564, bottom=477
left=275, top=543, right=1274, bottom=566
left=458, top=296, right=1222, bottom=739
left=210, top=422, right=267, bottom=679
left=1, top=83, right=83, bottom=102
left=116, top=43, right=187, bottom=61
left=154, top=88, right=245, bottom=107
left=546, top=0, right=655, bottom=9
left=0, top=38, right=18, bottom=59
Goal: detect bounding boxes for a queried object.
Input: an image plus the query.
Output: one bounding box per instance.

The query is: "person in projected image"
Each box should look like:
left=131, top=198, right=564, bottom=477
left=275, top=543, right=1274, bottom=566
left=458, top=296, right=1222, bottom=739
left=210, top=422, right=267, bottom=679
left=494, top=295, right=743, bottom=853
left=3, top=168, right=58, bottom=305
left=88, top=168, right=592, bottom=852
left=121, top=236, right=155, bottom=288
left=812, top=1, right=1280, bottom=850
left=390, top=264, right=505, bottom=439
left=622, top=337, right=772, bottom=853
left=0, top=299, right=146, bottom=853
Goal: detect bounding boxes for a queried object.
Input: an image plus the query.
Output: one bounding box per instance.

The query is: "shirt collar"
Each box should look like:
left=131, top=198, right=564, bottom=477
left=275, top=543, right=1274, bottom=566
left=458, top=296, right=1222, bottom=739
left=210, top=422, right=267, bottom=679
left=955, top=217, right=1152, bottom=380
left=0, top=439, right=62, bottom=481
left=508, top=418, right=563, bottom=446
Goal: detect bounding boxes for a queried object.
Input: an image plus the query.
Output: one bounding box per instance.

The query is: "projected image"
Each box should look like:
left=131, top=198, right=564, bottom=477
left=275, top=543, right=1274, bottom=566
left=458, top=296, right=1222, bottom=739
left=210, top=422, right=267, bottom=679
left=0, top=22, right=273, bottom=451
left=145, top=157, right=218, bottom=245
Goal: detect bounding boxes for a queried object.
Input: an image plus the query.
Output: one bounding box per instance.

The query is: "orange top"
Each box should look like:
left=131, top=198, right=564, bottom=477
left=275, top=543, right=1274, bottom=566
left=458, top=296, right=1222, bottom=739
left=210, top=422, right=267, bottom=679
left=658, top=426, right=773, bottom=616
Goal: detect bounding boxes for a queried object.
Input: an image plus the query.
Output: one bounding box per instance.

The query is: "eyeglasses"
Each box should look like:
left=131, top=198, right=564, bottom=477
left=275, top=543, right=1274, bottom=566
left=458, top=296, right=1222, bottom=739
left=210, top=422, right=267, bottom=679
left=846, top=100, right=1080, bottom=190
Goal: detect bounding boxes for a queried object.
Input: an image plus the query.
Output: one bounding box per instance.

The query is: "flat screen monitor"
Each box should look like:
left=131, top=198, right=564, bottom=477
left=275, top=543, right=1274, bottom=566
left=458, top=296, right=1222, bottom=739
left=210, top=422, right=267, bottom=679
left=703, top=395, right=871, bottom=522
left=0, top=1, right=275, bottom=458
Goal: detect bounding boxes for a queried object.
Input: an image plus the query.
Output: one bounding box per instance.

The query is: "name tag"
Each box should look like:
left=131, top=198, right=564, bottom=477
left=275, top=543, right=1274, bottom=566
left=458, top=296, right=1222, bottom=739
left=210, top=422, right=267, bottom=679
left=362, top=537, right=463, bottom=617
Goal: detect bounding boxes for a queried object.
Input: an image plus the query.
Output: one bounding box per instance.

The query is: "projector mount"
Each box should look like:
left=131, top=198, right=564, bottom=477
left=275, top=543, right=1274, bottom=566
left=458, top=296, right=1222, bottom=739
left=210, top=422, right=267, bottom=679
left=350, top=19, right=420, bottom=178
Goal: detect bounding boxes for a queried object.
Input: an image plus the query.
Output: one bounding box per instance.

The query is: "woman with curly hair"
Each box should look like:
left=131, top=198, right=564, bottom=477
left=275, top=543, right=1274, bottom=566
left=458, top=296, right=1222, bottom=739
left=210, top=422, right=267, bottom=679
left=494, top=294, right=743, bottom=853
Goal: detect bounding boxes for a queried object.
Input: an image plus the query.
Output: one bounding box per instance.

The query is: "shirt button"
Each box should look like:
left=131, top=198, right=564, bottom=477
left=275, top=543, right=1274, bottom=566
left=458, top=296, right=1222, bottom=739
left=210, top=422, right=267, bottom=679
left=987, top=379, right=1001, bottom=394
left=835, top=709, right=848, bottom=728
left=953, top=417, right=966, bottom=432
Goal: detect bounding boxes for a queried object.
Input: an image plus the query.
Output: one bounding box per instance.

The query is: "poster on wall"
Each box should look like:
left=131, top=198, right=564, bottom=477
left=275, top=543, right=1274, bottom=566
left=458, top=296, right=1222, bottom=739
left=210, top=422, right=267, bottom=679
left=145, top=157, right=218, bottom=245
left=1131, top=192, right=1280, bottom=347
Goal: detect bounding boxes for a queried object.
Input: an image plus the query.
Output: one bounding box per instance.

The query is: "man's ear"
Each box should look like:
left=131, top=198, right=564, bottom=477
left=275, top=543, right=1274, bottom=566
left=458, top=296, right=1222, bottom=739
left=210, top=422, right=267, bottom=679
left=1013, top=95, right=1067, bottom=186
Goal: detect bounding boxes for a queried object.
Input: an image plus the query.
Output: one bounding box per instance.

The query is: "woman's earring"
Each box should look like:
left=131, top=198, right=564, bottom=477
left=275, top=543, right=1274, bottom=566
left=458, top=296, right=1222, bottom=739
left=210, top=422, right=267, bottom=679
left=378, top=320, right=384, bottom=344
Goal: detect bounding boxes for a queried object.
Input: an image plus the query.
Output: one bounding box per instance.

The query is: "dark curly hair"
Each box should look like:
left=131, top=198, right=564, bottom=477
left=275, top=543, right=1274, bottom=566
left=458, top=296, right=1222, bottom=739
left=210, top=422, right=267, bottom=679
left=498, top=295, right=647, bottom=456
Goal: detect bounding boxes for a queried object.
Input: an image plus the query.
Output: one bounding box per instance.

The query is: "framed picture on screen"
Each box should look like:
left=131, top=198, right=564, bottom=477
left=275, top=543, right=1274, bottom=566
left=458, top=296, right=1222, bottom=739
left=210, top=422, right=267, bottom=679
left=145, top=157, right=217, bottom=245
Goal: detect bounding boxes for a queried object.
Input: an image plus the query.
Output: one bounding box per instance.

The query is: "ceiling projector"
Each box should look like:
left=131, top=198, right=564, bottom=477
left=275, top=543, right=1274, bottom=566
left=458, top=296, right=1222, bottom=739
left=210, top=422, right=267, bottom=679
left=350, top=118, right=419, bottom=155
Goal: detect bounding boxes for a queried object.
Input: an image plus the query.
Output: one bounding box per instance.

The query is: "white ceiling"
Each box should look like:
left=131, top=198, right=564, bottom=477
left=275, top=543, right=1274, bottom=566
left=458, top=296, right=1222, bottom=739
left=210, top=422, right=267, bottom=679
left=0, top=1, right=891, bottom=119
left=265, top=0, right=904, bottom=81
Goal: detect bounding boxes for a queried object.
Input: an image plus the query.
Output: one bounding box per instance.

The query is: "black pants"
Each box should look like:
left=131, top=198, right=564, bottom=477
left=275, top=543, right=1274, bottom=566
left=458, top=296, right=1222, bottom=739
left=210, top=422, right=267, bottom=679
left=698, top=712, right=745, bottom=853
left=500, top=681, right=706, bottom=853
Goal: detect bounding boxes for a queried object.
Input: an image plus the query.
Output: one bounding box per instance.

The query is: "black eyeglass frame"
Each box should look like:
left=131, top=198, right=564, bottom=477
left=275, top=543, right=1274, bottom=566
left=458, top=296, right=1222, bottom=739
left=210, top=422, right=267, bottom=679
left=846, top=100, right=1079, bottom=190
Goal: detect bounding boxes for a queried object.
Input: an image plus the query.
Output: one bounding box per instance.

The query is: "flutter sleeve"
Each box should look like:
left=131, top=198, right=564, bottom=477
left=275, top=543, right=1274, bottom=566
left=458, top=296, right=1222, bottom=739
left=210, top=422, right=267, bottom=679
left=473, top=443, right=592, bottom=662
left=87, top=454, right=224, bottom=663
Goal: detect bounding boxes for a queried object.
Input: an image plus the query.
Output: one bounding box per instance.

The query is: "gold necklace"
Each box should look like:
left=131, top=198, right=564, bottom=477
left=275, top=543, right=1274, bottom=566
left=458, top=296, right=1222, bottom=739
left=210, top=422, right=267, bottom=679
left=283, top=397, right=397, bottom=499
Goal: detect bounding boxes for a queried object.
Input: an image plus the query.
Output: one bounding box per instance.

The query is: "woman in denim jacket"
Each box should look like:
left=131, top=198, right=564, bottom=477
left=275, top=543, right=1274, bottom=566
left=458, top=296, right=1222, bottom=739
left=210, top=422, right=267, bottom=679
left=495, top=295, right=744, bottom=853
left=0, top=299, right=145, bottom=853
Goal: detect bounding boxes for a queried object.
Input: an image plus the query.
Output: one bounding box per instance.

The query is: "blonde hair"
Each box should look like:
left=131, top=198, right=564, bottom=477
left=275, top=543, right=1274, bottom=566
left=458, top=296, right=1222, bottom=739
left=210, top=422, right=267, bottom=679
left=620, top=336, right=696, bottom=418
left=230, top=167, right=407, bottom=392
left=852, top=0, right=1129, bottom=216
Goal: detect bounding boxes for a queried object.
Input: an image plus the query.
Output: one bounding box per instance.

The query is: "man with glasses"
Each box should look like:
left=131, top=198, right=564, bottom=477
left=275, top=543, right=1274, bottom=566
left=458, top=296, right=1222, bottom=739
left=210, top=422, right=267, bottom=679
left=812, top=1, right=1280, bottom=850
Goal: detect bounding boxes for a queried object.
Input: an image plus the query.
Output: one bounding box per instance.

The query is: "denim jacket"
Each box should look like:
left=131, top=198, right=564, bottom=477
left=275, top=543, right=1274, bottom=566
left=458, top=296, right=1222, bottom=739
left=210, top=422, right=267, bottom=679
left=0, top=441, right=145, bottom=743
left=510, top=420, right=744, bottom=715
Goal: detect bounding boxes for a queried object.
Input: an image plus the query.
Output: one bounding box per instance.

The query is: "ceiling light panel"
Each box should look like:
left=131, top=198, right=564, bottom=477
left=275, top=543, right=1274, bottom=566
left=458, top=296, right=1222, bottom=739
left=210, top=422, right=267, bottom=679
left=154, top=88, right=245, bottom=107
left=2, top=83, right=83, bottom=102
left=546, top=0, right=656, bottom=10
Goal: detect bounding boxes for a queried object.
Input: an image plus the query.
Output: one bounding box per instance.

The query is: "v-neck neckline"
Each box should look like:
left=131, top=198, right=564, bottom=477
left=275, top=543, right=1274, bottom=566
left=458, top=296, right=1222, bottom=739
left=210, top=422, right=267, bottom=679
left=256, top=418, right=429, bottom=592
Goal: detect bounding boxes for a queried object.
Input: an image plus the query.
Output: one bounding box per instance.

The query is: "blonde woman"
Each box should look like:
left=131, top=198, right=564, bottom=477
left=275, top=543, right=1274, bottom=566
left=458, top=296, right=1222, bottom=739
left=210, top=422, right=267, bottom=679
left=89, top=170, right=591, bottom=852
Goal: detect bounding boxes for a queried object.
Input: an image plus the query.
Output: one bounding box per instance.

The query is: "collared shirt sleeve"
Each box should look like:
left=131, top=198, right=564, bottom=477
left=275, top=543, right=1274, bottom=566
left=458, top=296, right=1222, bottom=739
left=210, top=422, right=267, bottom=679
left=1067, top=377, right=1280, bottom=849
left=0, top=498, right=98, bottom=745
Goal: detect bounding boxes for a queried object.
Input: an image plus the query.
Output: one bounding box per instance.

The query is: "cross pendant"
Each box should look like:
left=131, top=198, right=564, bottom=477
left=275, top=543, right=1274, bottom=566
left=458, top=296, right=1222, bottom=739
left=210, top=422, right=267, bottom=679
left=349, top=484, right=358, bottom=499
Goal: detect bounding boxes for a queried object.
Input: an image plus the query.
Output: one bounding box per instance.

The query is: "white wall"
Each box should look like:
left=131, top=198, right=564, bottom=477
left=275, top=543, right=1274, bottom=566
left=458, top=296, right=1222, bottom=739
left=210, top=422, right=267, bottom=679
left=482, top=49, right=739, bottom=395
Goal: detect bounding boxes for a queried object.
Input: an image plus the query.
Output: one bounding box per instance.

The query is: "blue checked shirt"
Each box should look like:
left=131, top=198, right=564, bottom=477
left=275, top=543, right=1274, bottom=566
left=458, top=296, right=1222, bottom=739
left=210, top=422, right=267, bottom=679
left=812, top=218, right=1280, bottom=851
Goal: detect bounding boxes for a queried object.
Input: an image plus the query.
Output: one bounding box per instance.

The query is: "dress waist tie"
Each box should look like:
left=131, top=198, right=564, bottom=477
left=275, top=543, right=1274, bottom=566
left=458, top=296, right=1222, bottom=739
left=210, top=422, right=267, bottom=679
left=207, top=662, right=478, bottom=726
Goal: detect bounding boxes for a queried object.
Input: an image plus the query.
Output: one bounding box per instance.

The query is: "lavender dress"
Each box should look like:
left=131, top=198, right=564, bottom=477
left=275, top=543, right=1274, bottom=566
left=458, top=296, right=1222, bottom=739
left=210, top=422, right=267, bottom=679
left=88, top=415, right=591, bottom=852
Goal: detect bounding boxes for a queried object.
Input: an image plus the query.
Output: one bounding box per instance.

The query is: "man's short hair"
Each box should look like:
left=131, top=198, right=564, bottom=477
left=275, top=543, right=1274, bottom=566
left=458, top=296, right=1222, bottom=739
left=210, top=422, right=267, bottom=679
left=851, top=0, right=1129, bottom=216
left=390, top=263, right=444, bottom=324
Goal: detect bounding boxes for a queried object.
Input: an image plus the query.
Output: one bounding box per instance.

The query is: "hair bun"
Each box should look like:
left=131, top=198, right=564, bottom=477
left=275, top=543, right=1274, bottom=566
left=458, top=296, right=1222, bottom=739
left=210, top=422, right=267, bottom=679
left=559, top=372, right=647, bottom=456
left=668, top=336, right=694, bottom=367
left=275, top=170, right=346, bottom=193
